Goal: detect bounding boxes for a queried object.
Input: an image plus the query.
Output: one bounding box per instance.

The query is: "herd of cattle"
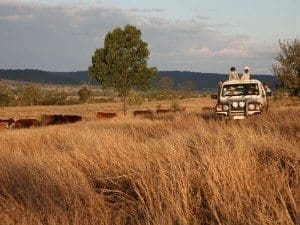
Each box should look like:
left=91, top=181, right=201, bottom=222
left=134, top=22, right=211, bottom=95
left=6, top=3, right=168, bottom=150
left=0, top=115, right=83, bottom=130
left=0, top=108, right=187, bottom=130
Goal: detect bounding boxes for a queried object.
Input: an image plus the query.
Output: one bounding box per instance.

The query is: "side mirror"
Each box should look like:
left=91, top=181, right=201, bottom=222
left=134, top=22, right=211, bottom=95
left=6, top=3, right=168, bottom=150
left=266, top=92, right=272, bottom=97
left=211, top=95, right=218, bottom=99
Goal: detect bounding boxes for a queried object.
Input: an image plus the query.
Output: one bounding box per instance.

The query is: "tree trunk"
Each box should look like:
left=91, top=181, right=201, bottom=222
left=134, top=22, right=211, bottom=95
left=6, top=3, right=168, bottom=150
left=122, top=95, right=127, bottom=115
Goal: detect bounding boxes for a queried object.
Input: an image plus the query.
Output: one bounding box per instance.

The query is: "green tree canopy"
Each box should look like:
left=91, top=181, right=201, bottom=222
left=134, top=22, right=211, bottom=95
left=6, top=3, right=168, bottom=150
left=89, top=25, right=157, bottom=114
left=272, top=39, right=300, bottom=95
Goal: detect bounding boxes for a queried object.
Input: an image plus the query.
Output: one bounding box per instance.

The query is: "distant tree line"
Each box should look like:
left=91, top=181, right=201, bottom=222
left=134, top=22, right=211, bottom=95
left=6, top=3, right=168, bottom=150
left=0, top=85, right=69, bottom=107
left=0, top=83, right=206, bottom=108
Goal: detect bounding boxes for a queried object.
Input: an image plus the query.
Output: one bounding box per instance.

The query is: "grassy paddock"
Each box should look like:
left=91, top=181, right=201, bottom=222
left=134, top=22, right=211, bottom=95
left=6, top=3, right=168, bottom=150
left=0, top=98, right=299, bottom=225
left=0, top=98, right=213, bottom=120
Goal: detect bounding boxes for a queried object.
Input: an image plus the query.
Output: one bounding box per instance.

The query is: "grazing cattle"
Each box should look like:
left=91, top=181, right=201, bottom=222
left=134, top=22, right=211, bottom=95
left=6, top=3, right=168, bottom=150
left=41, top=115, right=64, bottom=126
left=133, top=110, right=154, bottom=118
left=0, top=118, right=15, bottom=126
left=0, top=119, right=15, bottom=129
left=156, top=109, right=172, bottom=114
left=15, top=119, right=39, bottom=129
left=42, top=114, right=82, bottom=125
left=0, top=122, right=8, bottom=130
left=202, top=107, right=214, bottom=113
left=62, top=115, right=82, bottom=123
left=175, top=107, right=186, bottom=112
left=96, top=112, right=117, bottom=119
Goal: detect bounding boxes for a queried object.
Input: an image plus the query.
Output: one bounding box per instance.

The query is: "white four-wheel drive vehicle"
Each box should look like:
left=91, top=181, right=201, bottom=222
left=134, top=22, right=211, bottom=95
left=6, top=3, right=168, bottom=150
left=211, top=79, right=271, bottom=120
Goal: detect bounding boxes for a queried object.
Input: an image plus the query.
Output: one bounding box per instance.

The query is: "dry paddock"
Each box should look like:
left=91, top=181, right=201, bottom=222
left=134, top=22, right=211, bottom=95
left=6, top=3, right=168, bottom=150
left=0, top=98, right=299, bottom=225
left=0, top=98, right=213, bottom=120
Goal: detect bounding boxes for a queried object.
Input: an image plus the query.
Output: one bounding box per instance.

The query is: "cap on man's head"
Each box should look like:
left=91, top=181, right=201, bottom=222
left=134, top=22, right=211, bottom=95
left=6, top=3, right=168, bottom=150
left=244, top=66, right=250, bottom=71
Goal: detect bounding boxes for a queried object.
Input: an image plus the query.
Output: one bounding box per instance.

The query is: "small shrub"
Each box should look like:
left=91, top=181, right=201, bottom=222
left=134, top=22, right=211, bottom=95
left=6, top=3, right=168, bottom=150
left=272, top=90, right=287, bottom=101
left=20, top=85, right=42, bottom=106
left=41, top=90, right=68, bottom=106
left=128, top=94, right=145, bottom=108
left=78, top=87, right=92, bottom=103
left=95, top=98, right=108, bottom=103
left=0, top=93, right=11, bottom=107
left=170, top=100, right=181, bottom=111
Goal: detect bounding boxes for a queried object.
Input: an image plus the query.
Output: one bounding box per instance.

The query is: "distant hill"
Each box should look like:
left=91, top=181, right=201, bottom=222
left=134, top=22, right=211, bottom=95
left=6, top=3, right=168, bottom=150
left=0, top=69, right=89, bottom=85
left=158, top=71, right=277, bottom=91
left=0, top=69, right=277, bottom=91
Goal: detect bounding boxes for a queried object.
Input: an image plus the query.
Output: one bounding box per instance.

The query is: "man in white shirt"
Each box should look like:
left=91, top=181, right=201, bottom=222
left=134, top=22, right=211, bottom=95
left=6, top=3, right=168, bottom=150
left=228, top=67, right=240, bottom=81
left=241, top=66, right=250, bottom=80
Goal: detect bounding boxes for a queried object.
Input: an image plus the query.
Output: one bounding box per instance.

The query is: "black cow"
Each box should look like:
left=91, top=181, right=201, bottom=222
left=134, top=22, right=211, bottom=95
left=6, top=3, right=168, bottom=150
left=41, top=115, right=64, bottom=126
left=133, top=110, right=154, bottom=118
left=62, top=115, right=82, bottom=123
left=41, top=114, right=82, bottom=126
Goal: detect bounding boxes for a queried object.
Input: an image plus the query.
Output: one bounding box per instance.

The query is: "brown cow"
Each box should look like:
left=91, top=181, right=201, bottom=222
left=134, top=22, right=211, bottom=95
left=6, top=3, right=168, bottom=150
left=156, top=109, right=172, bottom=114
left=62, top=115, right=82, bottom=123
left=15, top=119, right=39, bottom=129
left=133, top=110, right=154, bottom=118
left=202, top=107, right=214, bottom=113
left=0, top=122, right=8, bottom=130
left=175, top=107, right=186, bottom=112
left=96, top=112, right=117, bottom=119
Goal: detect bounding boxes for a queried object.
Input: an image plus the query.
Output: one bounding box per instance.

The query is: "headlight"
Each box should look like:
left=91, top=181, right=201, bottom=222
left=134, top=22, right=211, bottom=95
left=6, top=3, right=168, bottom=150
left=216, top=105, right=222, bottom=111
left=248, top=104, right=255, bottom=110
left=239, top=102, right=245, bottom=108
left=255, top=104, right=262, bottom=110
left=222, top=105, right=229, bottom=111
left=232, top=102, right=238, bottom=108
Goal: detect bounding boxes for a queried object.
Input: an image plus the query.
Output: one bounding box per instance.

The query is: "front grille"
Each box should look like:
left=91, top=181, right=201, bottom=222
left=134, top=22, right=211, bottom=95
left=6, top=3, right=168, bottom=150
left=231, top=106, right=245, bottom=110
left=220, top=101, right=261, bottom=117
left=230, top=110, right=245, bottom=116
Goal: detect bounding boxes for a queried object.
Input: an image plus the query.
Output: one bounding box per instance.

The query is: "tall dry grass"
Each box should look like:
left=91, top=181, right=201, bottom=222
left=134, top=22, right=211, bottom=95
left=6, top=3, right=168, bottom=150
left=0, top=106, right=299, bottom=225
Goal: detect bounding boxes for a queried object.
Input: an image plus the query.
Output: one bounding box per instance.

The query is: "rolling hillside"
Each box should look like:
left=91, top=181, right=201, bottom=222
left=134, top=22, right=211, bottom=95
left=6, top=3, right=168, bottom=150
left=0, top=69, right=277, bottom=91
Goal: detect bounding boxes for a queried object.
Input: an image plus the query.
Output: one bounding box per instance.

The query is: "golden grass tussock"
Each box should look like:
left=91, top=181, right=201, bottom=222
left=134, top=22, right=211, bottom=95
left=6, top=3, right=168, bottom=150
left=0, top=102, right=300, bottom=224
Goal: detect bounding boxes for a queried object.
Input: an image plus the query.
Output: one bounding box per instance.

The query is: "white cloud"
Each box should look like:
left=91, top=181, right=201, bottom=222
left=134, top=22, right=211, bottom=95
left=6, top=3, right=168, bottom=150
left=161, top=47, right=251, bottom=58
left=181, top=47, right=213, bottom=57
left=215, top=48, right=249, bottom=57
left=0, top=13, right=35, bottom=21
left=0, top=0, right=276, bottom=73
left=130, top=8, right=165, bottom=13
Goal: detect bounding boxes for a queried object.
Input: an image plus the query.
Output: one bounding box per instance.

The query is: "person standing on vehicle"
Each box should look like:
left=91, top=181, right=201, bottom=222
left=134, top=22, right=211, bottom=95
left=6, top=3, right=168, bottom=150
left=229, top=67, right=240, bottom=81
left=263, top=83, right=272, bottom=96
left=241, top=66, right=250, bottom=80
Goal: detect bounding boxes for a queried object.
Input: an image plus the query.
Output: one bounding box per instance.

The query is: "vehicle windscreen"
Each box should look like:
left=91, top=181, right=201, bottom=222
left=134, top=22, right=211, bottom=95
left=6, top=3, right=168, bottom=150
left=222, top=83, right=259, bottom=96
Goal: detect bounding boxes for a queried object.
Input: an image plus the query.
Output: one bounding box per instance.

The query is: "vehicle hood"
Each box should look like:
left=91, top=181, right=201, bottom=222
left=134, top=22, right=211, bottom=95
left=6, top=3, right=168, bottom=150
left=220, top=95, right=263, bottom=103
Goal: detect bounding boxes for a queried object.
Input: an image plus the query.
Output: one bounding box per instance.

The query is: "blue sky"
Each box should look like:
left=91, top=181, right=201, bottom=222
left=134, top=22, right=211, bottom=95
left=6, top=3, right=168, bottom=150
left=0, top=0, right=299, bottom=73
